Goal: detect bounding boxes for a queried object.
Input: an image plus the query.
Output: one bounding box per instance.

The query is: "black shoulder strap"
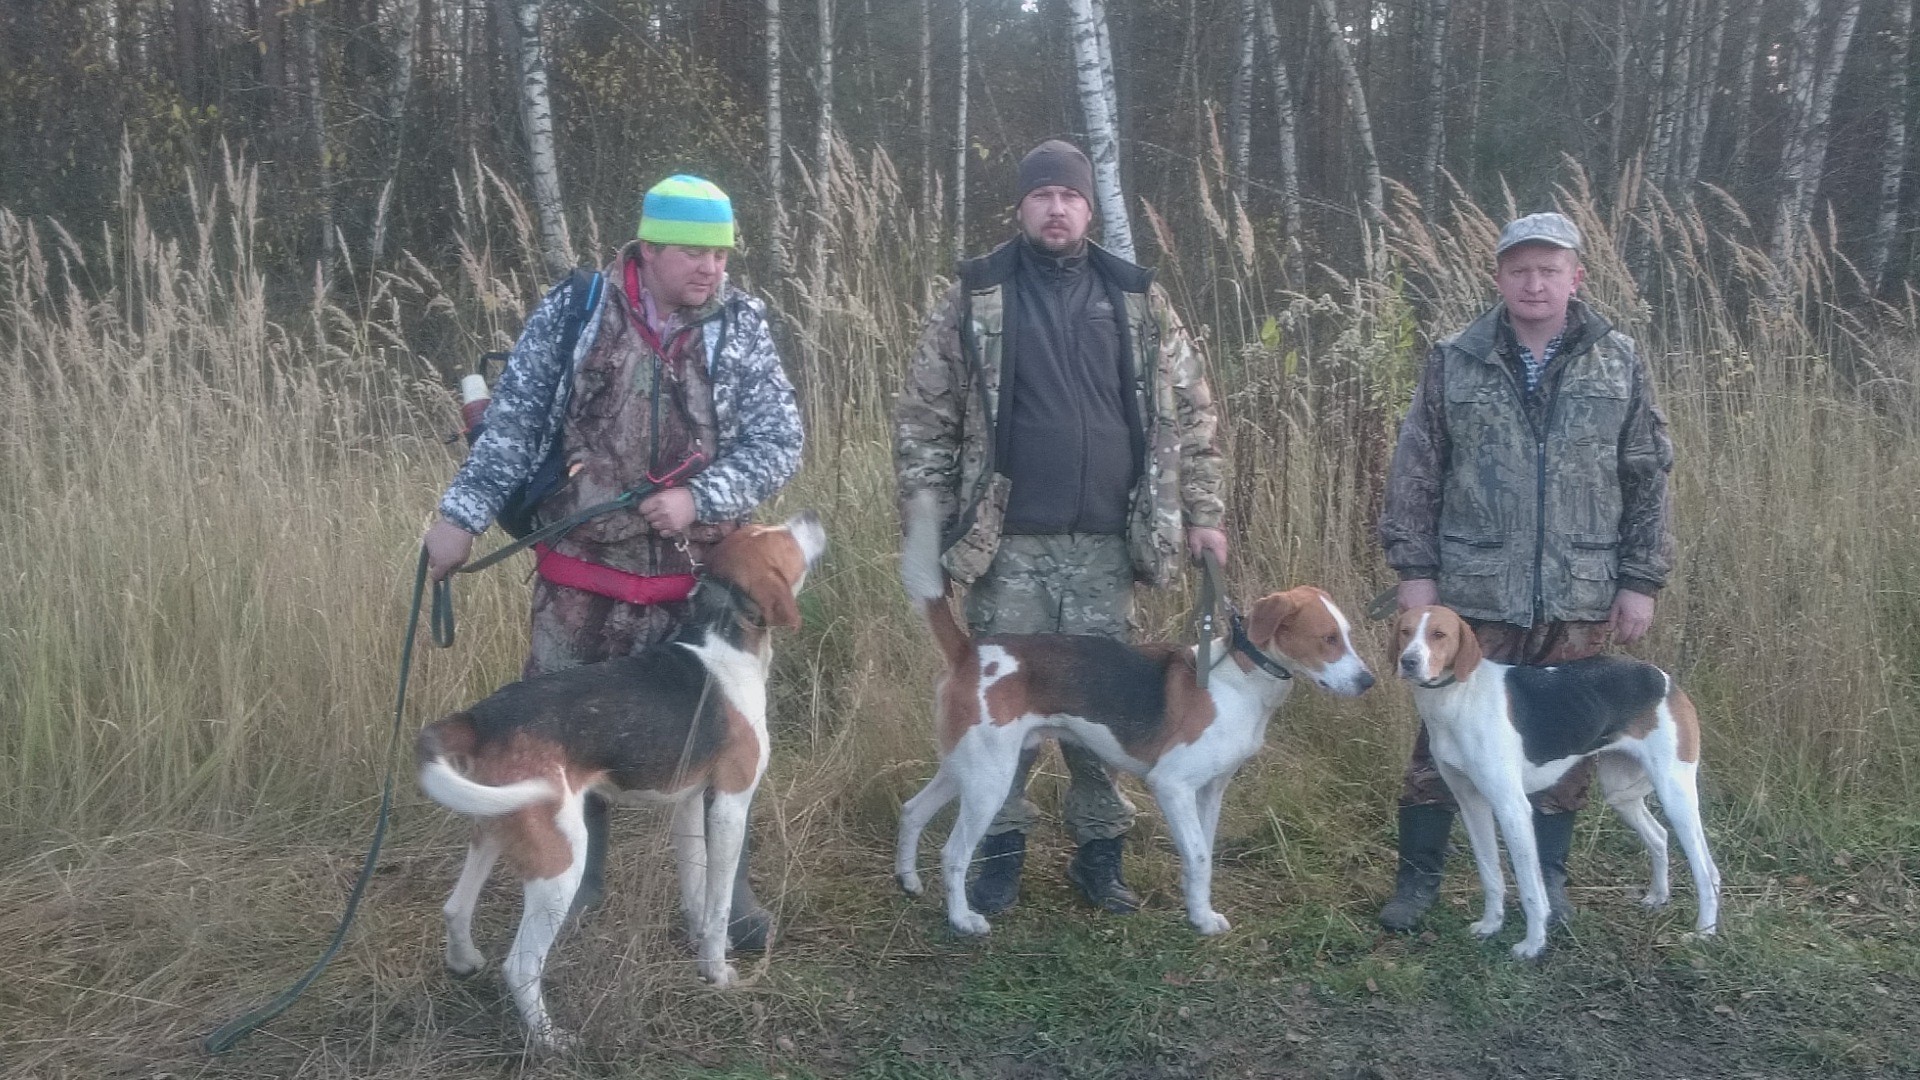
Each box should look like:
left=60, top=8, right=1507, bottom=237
left=558, top=267, right=601, bottom=367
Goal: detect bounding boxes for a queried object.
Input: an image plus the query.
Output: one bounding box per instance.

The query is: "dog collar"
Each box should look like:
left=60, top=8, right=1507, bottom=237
left=1228, top=609, right=1294, bottom=681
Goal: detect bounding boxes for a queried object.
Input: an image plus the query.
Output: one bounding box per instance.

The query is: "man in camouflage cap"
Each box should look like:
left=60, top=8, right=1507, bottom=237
left=1376, top=210, right=1675, bottom=933
left=894, top=139, right=1228, bottom=917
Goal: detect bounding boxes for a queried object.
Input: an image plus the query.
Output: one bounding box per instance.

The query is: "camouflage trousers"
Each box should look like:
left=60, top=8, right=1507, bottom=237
left=965, top=532, right=1138, bottom=842
left=1399, top=618, right=1611, bottom=814
left=523, top=577, right=690, bottom=678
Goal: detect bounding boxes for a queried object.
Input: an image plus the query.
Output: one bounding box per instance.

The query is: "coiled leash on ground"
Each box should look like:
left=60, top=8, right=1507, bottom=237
left=203, top=455, right=704, bottom=1054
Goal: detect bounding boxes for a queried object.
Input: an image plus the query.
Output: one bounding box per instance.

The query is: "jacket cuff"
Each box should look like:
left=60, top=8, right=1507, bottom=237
left=1618, top=575, right=1663, bottom=597
left=1395, top=566, right=1440, bottom=582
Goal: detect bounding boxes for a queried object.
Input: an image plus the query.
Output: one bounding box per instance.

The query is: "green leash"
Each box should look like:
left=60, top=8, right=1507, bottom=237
left=1194, top=551, right=1226, bottom=690
left=203, top=547, right=434, bottom=1054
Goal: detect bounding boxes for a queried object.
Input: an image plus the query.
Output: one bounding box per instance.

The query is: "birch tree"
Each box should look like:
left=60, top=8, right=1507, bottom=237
left=919, top=0, right=934, bottom=222
left=370, top=0, right=424, bottom=268
left=1068, top=0, right=1135, bottom=259
left=1256, top=0, right=1302, bottom=253
left=499, top=0, right=572, bottom=279
left=814, top=0, right=835, bottom=200
left=767, top=0, right=788, bottom=278
left=297, top=0, right=333, bottom=271
left=1418, top=0, right=1451, bottom=215
left=1771, top=0, right=1864, bottom=280
left=1228, top=0, right=1255, bottom=207
left=1676, top=0, right=1726, bottom=198
left=1870, top=0, right=1913, bottom=291
left=1312, top=0, right=1385, bottom=225
left=954, top=0, right=969, bottom=258
left=1727, top=0, right=1766, bottom=179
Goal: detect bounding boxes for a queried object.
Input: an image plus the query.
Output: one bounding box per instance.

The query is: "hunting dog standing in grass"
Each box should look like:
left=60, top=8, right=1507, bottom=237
left=416, top=513, right=824, bottom=1050
left=1393, top=604, right=1720, bottom=959
left=894, top=493, right=1375, bottom=936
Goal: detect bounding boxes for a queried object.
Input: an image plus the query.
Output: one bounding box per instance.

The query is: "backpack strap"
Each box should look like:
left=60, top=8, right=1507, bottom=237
left=557, top=266, right=602, bottom=368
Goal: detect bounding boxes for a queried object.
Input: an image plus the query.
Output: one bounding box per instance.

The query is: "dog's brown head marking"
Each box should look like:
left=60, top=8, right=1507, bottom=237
left=703, top=511, right=826, bottom=630
left=1395, top=605, right=1482, bottom=685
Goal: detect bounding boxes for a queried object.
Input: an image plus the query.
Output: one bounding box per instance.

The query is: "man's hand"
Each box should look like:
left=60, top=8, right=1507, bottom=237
left=1397, top=578, right=1439, bottom=612
left=639, top=487, right=698, bottom=538
left=1608, top=589, right=1656, bottom=645
left=424, top=517, right=477, bottom=582
left=1187, top=527, right=1229, bottom=566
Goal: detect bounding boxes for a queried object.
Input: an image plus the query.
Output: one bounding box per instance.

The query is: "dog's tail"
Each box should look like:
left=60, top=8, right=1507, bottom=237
left=901, top=490, right=972, bottom=669
left=415, top=713, right=558, bottom=817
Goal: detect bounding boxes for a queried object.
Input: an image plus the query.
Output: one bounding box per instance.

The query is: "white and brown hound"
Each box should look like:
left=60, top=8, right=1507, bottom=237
left=415, top=513, right=825, bottom=1050
left=894, top=493, right=1375, bottom=937
left=1393, top=604, right=1720, bottom=959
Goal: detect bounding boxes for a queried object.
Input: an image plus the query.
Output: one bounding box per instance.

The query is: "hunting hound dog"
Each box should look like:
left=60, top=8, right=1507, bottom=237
left=1393, top=604, right=1720, bottom=959
left=416, top=513, right=825, bottom=1050
left=894, top=492, right=1375, bottom=937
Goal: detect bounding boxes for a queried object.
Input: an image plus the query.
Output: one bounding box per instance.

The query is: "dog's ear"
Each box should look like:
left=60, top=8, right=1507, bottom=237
left=756, top=577, right=802, bottom=629
left=1447, top=611, right=1483, bottom=682
left=1247, top=592, right=1297, bottom=647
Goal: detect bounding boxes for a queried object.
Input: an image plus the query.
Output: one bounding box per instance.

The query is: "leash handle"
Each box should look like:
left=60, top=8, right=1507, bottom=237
left=1194, top=550, right=1225, bottom=690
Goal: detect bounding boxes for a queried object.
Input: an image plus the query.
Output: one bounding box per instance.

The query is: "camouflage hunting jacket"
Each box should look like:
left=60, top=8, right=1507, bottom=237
left=894, top=237, right=1225, bottom=588
left=439, top=268, right=803, bottom=535
left=1379, top=299, right=1674, bottom=626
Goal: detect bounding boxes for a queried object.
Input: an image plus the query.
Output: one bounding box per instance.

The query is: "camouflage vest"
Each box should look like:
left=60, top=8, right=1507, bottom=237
left=942, top=250, right=1186, bottom=586
left=1436, top=303, right=1636, bottom=625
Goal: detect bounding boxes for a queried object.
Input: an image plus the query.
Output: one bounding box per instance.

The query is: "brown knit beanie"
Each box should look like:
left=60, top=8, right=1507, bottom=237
left=1017, top=140, right=1096, bottom=206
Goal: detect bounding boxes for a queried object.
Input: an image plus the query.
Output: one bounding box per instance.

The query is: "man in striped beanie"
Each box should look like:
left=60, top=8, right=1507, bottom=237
left=425, top=174, right=804, bottom=950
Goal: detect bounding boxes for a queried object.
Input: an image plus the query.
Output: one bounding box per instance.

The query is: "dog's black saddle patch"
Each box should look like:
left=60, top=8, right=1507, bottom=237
left=1504, top=655, right=1667, bottom=765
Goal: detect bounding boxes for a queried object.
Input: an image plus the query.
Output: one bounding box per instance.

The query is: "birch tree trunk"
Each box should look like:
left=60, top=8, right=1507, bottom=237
left=1067, top=0, right=1135, bottom=260
left=297, top=0, right=334, bottom=273
left=1312, top=0, right=1385, bottom=225
left=767, top=0, right=788, bottom=278
left=1870, top=0, right=1913, bottom=292
left=370, top=0, right=424, bottom=268
left=1257, top=0, right=1302, bottom=254
left=1418, top=0, right=1451, bottom=215
left=501, top=0, right=572, bottom=279
left=1228, top=0, right=1255, bottom=207
left=814, top=0, right=834, bottom=200
left=919, top=0, right=933, bottom=223
left=1609, top=0, right=1632, bottom=180
left=1644, top=0, right=1679, bottom=194
left=1727, top=0, right=1765, bottom=179
left=1675, top=0, right=1725, bottom=198
left=1771, top=0, right=1863, bottom=284
left=954, top=0, right=969, bottom=259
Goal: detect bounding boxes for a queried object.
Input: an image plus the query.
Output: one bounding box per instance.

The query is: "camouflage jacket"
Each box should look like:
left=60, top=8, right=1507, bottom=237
left=894, top=238, right=1225, bottom=587
left=439, top=267, right=803, bottom=535
left=1378, top=299, right=1674, bottom=626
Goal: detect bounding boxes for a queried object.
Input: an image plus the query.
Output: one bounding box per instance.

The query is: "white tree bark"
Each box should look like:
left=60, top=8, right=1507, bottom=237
left=1067, top=0, right=1135, bottom=259
left=298, top=0, right=334, bottom=272
left=954, top=0, right=969, bottom=258
left=1676, top=0, right=1726, bottom=197
left=1728, top=0, right=1765, bottom=177
left=1609, top=0, right=1632, bottom=178
left=767, top=0, right=788, bottom=278
left=814, top=0, right=834, bottom=200
left=500, top=0, right=572, bottom=279
left=1644, top=0, right=1679, bottom=193
left=1870, top=0, right=1913, bottom=292
left=1228, top=0, right=1256, bottom=207
left=1771, top=0, right=1864, bottom=278
left=1256, top=0, right=1302, bottom=249
left=1312, top=0, right=1384, bottom=225
left=919, top=0, right=934, bottom=222
left=1418, top=0, right=1451, bottom=215
left=370, top=0, right=424, bottom=268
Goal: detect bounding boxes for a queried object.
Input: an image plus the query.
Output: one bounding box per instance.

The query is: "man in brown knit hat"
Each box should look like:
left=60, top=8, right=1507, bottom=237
left=894, top=139, right=1229, bottom=918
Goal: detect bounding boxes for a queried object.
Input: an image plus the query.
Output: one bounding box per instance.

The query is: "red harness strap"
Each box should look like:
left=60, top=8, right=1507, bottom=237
left=534, top=543, right=697, bottom=606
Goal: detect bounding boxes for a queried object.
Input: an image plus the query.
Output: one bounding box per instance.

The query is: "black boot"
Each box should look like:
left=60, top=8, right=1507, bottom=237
left=968, top=831, right=1027, bottom=915
left=727, top=822, right=773, bottom=953
left=1379, top=803, right=1454, bottom=931
left=568, top=792, right=612, bottom=919
left=1532, top=808, right=1576, bottom=928
left=1067, top=836, right=1141, bottom=914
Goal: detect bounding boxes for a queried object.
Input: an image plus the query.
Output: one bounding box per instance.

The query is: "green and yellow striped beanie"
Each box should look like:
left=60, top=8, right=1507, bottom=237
left=636, top=175, right=736, bottom=248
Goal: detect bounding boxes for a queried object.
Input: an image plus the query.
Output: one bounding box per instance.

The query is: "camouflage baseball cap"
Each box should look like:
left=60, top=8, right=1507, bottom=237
left=1495, top=212, right=1582, bottom=257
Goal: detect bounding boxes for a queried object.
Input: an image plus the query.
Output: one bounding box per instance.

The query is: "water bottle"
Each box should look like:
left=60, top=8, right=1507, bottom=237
left=459, top=373, right=491, bottom=446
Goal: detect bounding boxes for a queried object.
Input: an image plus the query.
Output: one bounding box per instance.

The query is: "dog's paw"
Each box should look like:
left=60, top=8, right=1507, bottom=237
left=1191, top=911, right=1231, bottom=936
left=445, top=948, right=487, bottom=979
left=1511, top=936, right=1547, bottom=961
left=950, top=911, right=991, bottom=936
left=701, top=960, right=740, bottom=988
left=1639, top=888, right=1671, bottom=910
left=529, top=1023, right=579, bottom=1055
left=897, top=871, right=924, bottom=897
left=1469, top=915, right=1505, bottom=940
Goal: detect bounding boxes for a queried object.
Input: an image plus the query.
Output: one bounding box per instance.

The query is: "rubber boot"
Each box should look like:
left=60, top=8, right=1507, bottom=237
left=1066, top=836, right=1141, bottom=914
left=568, top=791, right=611, bottom=919
left=1379, top=803, right=1454, bottom=931
left=968, top=830, right=1027, bottom=915
left=1532, top=808, right=1576, bottom=928
left=727, top=822, right=773, bottom=953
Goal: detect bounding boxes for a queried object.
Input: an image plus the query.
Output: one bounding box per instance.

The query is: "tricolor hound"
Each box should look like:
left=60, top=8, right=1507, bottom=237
left=894, top=493, right=1375, bottom=937
left=416, top=513, right=825, bottom=1050
left=1393, top=604, right=1720, bottom=959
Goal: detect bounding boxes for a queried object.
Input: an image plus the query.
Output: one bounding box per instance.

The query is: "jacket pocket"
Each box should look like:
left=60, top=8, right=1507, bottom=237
left=1438, top=537, right=1508, bottom=616
left=1566, top=546, right=1619, bottom=614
